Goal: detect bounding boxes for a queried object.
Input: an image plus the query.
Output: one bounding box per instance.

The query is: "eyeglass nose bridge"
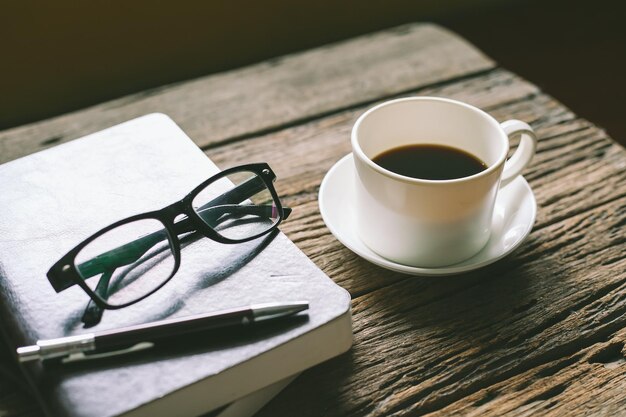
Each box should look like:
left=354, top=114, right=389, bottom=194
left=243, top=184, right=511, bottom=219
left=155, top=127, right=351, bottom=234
left=160, top=201, right=199, bottom=239
left=161, top=201, right=188, bottom=222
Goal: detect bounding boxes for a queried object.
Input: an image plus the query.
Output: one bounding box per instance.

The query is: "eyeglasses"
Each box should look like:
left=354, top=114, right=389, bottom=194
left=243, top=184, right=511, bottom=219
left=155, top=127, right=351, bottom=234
left=47, top=163, right=291, bottom=325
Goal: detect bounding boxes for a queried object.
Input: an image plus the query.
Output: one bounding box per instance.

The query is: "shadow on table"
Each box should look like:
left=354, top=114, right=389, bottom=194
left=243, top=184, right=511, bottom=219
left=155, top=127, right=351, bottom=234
left=399, top=253, right=556, bottom=346
left=350, top=241, right=560, bottom=360
left=256, top=243, right=561, bottom=416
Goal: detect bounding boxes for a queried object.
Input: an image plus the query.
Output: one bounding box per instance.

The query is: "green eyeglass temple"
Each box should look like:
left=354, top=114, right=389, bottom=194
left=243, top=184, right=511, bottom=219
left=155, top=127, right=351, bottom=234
left=76, top=203, right=288, bottom=280
left=77, top=173, right=288, bottom=279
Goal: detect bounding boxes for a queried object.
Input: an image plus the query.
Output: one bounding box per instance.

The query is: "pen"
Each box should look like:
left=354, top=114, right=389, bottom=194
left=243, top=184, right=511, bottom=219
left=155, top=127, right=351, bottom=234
left=16, top=301, right=309, bottom=363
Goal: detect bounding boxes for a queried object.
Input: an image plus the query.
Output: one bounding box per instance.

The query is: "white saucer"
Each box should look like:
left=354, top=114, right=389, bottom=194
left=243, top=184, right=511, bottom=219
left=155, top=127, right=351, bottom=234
left=318, top=154, right=536, bottom=276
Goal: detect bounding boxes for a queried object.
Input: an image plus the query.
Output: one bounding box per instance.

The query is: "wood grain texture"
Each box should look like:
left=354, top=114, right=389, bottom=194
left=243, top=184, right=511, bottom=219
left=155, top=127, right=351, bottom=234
left=0, top=23, right=493, bottom=165
left=207, top=60, right=626, bottom=417
left=1, top=23, right=625, bottom=417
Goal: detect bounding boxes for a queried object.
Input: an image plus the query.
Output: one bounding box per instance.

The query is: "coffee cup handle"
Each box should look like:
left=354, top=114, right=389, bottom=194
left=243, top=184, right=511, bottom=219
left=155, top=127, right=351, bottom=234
left=499, top=120, right=537, bottom=187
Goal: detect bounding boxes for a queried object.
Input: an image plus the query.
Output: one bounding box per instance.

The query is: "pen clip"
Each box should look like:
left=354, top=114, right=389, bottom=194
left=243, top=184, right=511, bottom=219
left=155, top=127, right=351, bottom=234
left=61, top=342, right=155, bottom=364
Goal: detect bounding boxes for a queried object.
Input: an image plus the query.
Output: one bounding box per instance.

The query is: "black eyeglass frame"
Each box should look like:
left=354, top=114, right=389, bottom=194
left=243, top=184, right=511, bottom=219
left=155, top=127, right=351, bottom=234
left=46, top=163, right=288, bottom=310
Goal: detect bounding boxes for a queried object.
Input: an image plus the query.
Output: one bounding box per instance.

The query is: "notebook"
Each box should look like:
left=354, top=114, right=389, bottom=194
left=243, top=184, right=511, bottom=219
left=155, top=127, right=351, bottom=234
left=0, top=113, right=353, bottom=417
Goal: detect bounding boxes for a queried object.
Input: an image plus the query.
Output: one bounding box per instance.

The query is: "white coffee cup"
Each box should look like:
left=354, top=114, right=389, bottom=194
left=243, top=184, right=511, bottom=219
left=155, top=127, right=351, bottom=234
left=351, top=97, right=537, bottom=267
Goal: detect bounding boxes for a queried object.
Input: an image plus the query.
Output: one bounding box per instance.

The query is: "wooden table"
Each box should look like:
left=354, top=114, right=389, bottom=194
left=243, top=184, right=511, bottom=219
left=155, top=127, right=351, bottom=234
left=1, top=23, right=625, bottom=417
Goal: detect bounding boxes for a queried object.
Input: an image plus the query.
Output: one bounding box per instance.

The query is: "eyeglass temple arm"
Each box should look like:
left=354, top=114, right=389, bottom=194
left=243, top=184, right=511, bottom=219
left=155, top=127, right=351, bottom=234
left=78, top=202, right=292, bottom=277
left=175, top=204, right=292, bottom=235
left=53, top=175, right=290, bottom=292
left=81, top=269, right=113, bottom=327
left=73, top=232, right=165, bottom=285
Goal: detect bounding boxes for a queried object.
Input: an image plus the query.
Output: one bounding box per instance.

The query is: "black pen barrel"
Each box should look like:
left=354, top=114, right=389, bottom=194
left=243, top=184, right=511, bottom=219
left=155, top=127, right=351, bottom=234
left=94, top=309, right=254, bottom=351
left=16, top=302, right=307, bottom=362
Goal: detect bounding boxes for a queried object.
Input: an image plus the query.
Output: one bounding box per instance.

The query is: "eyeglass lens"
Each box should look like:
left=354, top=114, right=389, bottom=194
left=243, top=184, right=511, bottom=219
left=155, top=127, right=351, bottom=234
left=191, top=170, right=281, bottom=240
left=75, top=218, right=176, bottom=306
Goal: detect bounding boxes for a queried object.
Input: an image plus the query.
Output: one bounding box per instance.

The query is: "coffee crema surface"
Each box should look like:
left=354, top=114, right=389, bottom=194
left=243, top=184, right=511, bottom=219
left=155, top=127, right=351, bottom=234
left=372, top=144, right=487, bottom=180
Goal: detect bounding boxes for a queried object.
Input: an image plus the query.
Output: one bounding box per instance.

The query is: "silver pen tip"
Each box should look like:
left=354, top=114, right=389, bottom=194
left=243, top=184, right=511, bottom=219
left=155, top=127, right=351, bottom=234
left=251, top=301, right=309, bottom=321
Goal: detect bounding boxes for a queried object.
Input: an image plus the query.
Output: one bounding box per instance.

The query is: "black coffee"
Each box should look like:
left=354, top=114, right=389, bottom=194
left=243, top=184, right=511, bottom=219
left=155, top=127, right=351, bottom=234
left=372, top=144, right=487, bottom=180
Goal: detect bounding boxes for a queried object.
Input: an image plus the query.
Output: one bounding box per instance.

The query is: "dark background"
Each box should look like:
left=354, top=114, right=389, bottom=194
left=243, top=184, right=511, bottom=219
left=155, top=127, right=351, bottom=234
left=2, top=0, right=624, bottom=145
